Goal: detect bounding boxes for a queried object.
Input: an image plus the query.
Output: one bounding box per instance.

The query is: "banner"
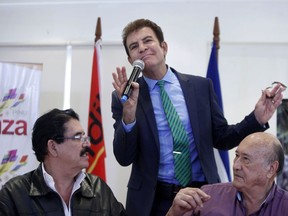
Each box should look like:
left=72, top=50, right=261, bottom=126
left=206, top=41, right=231, bottom=182
left=87, top=40, right=106, bottom=181
left=0, top=62, right=41, bottom=187
left=276, top=99, right=288, bottom=190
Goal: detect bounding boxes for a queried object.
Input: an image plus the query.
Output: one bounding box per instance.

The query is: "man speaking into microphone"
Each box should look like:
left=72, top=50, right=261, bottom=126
left=111, top=19, right=285, bottom=216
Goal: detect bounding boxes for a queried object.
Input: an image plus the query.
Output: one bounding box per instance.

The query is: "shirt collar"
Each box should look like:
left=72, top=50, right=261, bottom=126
left=236, top=182, right=277, bottom=206
left=143, top=66, right=177, bottom=91
left=42, top=163, right=86, bottom=192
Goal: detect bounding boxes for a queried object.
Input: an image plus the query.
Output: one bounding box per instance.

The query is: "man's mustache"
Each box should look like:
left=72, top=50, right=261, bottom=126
left=80, top=146, right=95, bottom=157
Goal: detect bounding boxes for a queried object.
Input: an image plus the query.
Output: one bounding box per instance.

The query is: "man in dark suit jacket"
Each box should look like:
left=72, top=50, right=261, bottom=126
left=111, top=19, right=285, bottom=216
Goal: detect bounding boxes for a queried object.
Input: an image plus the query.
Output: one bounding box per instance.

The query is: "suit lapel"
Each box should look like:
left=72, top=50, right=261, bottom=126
left=176, top=72, right=201, bottom=148
left=138, top=77, right=161, bottom=151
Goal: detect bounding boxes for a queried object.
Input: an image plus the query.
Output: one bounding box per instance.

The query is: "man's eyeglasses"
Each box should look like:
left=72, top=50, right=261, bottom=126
left=55, top=135, right=90, bottom=143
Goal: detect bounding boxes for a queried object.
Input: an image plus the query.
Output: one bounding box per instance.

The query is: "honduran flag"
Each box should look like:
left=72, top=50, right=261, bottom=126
left=206, top=41, right=231, bottom=182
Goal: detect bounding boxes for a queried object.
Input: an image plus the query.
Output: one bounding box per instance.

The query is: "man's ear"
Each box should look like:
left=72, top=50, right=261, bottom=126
left=267, top=161, right=279, bottom=178
left=47, top=139, right=58, bottom=157
left=161, top=41, right=168, bottom=57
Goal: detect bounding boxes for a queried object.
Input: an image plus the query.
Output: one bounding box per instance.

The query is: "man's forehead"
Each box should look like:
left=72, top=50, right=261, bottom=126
left=127, top=27, right=155, bottom=42
left=237, top=140, right=267, bottom=156
left=64, top=119, right=83, bottom=133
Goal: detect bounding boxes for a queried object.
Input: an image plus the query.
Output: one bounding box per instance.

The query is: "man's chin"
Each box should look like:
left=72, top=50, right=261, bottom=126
left=232, top=179, right=244, bottom=189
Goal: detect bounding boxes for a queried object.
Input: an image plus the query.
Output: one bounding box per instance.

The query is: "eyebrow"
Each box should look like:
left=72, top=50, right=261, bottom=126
left=235, top=150, right=251, bottom=158
left=70, top=131, right=85, bottom=137
left=128, top=35, right=154, bottom=50
left=242, top=153, right=251, bottom=158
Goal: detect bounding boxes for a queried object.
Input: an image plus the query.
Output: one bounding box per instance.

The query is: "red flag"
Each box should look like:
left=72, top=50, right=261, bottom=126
left=87, top=39, right=106, bottom=181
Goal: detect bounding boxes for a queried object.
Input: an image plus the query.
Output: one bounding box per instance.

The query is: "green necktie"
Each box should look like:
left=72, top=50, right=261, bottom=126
left=157, top=80, right=191, bottom=186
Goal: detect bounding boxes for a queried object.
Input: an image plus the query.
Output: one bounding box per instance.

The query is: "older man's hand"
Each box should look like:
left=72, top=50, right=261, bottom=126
left=166, top=187, right=211, bottom=216
left=254, top=82, right=286, bottom=125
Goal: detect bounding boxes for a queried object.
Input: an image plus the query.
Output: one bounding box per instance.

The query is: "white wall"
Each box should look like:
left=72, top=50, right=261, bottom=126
left=1, top=0, right=288, bottom=206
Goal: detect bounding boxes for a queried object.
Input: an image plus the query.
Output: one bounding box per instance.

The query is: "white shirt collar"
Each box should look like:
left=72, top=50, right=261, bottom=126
left=42, top=163, right=86, bottom=216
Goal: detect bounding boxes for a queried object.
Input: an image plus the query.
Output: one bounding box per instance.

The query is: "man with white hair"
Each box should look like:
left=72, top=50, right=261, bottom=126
left=167, top=132, right=288, bottom=216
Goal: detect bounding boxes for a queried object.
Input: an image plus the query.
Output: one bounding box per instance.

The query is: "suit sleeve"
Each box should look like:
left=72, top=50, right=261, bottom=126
left=111, top=90, right=139, bottom=166
left=208, top=78, right=268, bottom=150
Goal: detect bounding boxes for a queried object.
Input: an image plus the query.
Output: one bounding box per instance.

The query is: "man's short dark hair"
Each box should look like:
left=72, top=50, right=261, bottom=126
left=32, top=108, right=79, bottom=162
left=122, top=18, right=164, bottom=57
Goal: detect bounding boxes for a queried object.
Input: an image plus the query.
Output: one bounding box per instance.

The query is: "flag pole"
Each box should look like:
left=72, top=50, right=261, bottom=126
left=95, top=17, right=102, bottom=43
left=213, top=17, right=220, bottom=61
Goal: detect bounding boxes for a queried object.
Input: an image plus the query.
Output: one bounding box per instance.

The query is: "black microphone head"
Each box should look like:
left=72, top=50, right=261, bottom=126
left=133, top=59, right=145, bottom=70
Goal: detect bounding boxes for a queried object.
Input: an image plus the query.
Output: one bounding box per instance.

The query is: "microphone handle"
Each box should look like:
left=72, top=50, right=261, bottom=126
left=121, top=67, right=141, bottom=102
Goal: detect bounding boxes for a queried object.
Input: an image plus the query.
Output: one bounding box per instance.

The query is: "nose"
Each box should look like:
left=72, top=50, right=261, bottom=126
left=82, top=136, right=91, bottom=147
left=233, top=157, right=241, bottom=170
left=138, top=42, right=147, bottom=52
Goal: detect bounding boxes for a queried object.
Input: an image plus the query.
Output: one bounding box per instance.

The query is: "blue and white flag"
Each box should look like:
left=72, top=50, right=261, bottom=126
left=206, top=42, right=231, bottom=182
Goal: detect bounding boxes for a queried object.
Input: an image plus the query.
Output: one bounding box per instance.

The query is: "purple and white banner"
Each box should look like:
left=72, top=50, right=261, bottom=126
left=0, top=62, right=41, bottom=187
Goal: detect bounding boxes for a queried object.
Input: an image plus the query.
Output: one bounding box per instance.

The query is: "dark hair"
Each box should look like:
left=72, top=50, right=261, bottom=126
left=32, top=108, right=79, bottom=162
left=122, top=18, right=164, bottom=56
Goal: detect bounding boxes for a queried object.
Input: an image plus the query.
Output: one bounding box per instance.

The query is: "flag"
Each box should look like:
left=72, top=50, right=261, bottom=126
left=87, top=39, right=106, bottom=181
left=206, top=41, right=231, bottom=182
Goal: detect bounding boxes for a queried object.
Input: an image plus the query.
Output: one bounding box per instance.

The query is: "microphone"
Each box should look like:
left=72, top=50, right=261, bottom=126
left=121, top=59, right=145, bottom=103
